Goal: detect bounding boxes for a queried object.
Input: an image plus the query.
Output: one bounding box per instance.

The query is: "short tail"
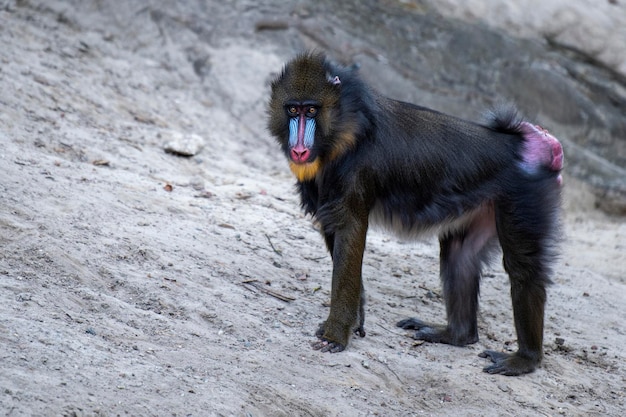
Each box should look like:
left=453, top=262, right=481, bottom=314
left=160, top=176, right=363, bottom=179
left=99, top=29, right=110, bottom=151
left=485, top=104, right=524, bottom=135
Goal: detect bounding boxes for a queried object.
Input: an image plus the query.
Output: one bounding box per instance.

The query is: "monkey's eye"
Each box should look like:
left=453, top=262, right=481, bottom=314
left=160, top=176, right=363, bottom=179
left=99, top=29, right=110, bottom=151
left=286, top=106, right=298, bottom=117
left=306, top=106, right=318, bottom=117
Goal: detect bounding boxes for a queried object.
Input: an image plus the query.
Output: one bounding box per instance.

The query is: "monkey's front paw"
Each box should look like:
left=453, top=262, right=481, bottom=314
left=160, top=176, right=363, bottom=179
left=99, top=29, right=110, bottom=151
left=314, top=320, right=352, bottom=353
left=311, top=339, right=346, bottom=353
left=479, top=350, right=539, bottom=376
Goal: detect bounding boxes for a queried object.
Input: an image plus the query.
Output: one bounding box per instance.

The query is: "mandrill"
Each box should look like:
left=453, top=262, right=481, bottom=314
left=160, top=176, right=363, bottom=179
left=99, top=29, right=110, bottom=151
left=267, top=52, right=563, bottom=376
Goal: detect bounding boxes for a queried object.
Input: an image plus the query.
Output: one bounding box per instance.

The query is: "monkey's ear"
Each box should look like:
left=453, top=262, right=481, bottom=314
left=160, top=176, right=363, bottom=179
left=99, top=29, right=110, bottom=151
left=326, top=73, right=341, bottom=86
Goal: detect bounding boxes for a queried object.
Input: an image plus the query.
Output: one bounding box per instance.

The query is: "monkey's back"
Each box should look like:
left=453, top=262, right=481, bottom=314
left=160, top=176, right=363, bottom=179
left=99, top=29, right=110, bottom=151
left=358, top=98, right=525, bottom=232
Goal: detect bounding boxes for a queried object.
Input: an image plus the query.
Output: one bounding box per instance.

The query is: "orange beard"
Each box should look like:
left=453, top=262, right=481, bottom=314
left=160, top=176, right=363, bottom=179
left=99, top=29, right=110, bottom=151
left=289, top=159, right=321, bottom=182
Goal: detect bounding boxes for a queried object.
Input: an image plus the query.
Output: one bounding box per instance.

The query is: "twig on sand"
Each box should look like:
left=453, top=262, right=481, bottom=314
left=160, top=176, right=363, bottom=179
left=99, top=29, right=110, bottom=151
left=241, top=279, right=295, bottom=302
left=265, top=234, right=282, bottom=256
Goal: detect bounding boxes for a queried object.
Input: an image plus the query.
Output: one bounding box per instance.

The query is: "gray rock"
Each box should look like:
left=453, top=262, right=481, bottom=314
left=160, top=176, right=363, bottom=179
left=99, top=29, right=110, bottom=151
left=163, top=132, right=205, bottom=157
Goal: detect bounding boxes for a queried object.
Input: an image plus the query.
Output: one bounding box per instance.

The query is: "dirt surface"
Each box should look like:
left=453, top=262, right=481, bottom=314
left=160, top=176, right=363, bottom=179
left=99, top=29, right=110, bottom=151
left=1, top=2, right=625, bottom=416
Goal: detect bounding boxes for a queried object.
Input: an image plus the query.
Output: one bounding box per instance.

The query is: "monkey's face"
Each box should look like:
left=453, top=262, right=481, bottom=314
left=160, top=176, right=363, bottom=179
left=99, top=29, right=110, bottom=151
left=268, top=53, right=342, bottom=182
left=284, top=100, right=320, bottom=164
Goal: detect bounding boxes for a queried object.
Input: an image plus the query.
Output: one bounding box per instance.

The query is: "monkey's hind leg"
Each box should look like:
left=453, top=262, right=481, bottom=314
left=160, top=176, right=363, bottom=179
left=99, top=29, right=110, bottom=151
left=480, top=178, right=559, bottom=376
left=398, top=209, right=498, bottom=346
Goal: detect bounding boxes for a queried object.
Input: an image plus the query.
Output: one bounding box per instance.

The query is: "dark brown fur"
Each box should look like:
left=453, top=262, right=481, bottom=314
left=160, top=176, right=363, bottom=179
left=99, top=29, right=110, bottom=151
left=268, top=52, right=562, bottom=376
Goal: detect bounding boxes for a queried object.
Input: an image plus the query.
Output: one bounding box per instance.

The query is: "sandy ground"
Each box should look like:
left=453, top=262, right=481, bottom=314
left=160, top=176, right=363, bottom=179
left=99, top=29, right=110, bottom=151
left=1, top=3, right=625, bottom=417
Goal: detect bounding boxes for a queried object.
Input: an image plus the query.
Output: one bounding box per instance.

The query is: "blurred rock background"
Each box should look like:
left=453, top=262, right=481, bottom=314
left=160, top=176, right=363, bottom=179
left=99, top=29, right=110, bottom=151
left=6, top=0, right=625, bottom=213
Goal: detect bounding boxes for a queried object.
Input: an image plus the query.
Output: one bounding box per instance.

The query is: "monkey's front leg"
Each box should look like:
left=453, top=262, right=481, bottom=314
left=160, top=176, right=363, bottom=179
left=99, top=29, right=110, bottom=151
left=313, top=216, right=368, bottom=353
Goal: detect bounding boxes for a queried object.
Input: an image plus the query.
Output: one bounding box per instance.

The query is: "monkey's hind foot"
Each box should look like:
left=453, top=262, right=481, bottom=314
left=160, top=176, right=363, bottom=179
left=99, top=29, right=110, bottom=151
left=479, top=350, right=539, bottom=376
left=396, top=317, right=478, bottom=346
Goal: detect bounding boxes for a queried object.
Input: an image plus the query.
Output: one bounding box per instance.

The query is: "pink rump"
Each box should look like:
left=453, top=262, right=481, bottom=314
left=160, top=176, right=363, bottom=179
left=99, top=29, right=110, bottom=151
left=519, top=122, right=564, bottom=185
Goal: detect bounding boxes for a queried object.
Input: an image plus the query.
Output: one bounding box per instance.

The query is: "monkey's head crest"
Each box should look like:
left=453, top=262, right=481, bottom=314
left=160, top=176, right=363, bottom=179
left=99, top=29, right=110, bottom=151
left=275, top=52, right=343, bottom=100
